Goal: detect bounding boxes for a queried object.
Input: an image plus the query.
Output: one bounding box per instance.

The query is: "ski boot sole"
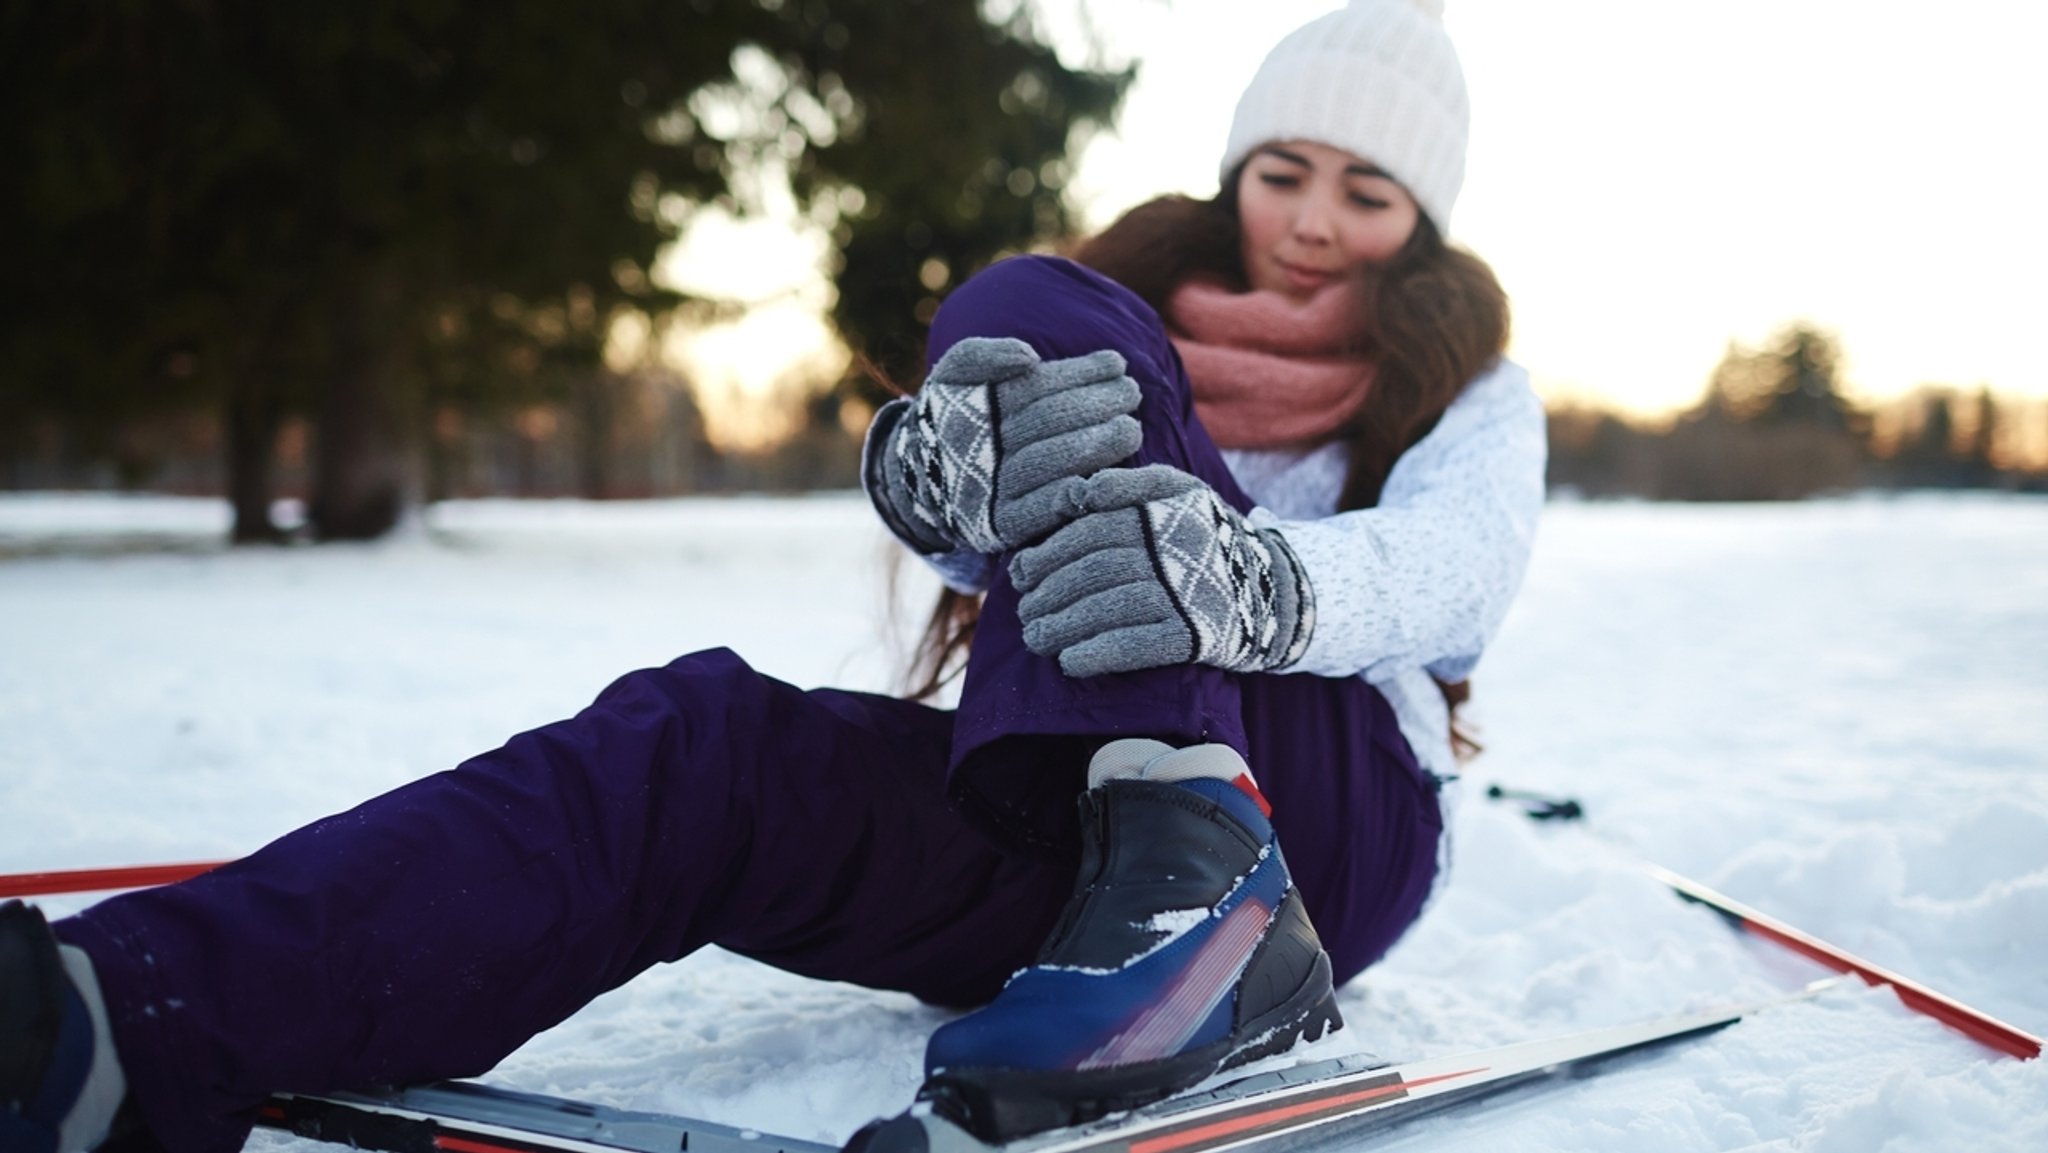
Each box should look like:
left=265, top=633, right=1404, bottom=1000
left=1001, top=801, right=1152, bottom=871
left=920, top=952, right=1341, bottom=1144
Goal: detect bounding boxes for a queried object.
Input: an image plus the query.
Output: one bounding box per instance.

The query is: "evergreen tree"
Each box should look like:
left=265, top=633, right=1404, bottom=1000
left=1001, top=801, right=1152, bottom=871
left=1754, top=323, right=1861, bottom=434
left=1966, top=387, right=2000, bottom=483
left=1663, top=322, right=1868, bottom=499
left=0, top=1, right=1129, bottom=539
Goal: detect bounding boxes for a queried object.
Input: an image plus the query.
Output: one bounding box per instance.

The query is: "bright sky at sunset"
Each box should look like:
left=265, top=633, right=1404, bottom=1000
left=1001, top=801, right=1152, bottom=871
left=666, top=0, right=2047, bottom=445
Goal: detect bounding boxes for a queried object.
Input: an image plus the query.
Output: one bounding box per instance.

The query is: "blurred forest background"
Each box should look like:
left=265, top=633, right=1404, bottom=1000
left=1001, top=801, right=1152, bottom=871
left=4, top=2, right=2043, bottom=546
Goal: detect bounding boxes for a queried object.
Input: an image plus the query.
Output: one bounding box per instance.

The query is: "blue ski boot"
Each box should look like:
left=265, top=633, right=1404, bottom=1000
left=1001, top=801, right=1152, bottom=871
left=0, top=901, right=129, bottom=1153
left=920, top=740, right=1341, bottom=1142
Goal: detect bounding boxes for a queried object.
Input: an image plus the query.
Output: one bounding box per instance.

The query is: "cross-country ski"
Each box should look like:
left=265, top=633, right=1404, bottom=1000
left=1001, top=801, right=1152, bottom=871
left=248, top=986, right=1831, bottom=1153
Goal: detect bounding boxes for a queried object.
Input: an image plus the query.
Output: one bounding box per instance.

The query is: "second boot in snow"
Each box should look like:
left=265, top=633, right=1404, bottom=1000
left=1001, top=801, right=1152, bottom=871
left=920, top=740, right=1340, bottom=1141
left=0, top=901, right=130, bottom=1153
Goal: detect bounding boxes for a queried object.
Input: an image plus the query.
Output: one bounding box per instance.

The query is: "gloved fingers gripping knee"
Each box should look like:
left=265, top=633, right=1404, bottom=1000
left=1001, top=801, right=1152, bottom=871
left=1058, top=622, right=1197, bottom=679
left=883, top=337, right=1147, bottom=561
left=927, top=341, right=1127, bottom=410
left=991, top=426, right=1152, bottom=555
left=1001, top=347, right=1129, bottom=399
left=1006, top=457, right=1309, bottom=676
left=1007, top=505, right=1146, bottom=592
left=1076, top=464, right=1206, bottom=513
left=1021, top=580, right=1179, bottom=656
left=998, top=376, right=1140, bottom=448
left=991, top=475, right=1093, bottom=551
left=1015, top=543, right=1152, bottom=617
left=928, top=335, right=1040, bottom=385
left=998, top=417, right=1141, bottom=504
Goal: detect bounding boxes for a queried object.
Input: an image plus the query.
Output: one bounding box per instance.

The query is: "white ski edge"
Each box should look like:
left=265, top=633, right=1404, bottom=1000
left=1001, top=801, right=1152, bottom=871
left=949, top=978, right=1843, bottom=1153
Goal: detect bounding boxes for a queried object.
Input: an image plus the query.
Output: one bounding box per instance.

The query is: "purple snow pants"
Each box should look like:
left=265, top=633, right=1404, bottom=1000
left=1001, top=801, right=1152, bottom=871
left=55, top=256, right=1442, bottom=1153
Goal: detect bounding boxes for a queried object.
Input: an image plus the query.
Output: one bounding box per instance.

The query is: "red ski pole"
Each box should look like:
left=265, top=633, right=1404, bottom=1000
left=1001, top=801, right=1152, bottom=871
left=0, top=860, right=227, bottom=899
left=1643, top=863, right=2041, bottom=1060
left=1486, top=785, right=2042, bottom=1061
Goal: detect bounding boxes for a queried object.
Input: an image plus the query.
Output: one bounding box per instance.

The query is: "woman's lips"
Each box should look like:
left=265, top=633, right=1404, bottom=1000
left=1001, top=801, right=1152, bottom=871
left=1276, top=259, right=1337, bottom=292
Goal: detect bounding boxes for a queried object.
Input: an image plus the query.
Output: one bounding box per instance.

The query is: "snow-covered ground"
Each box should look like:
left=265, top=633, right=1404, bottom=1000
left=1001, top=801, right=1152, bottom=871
left=4, top=492, right=2045, bottom=1152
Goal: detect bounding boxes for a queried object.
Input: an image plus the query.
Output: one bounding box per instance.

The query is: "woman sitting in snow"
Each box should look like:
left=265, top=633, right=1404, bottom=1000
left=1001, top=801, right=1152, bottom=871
left=1, top=2, right=1543, bottom=1149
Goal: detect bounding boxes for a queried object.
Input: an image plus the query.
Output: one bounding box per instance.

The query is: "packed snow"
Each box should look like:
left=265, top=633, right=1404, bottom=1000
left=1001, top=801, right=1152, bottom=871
left=3, top=491, right=2044, bottom=1152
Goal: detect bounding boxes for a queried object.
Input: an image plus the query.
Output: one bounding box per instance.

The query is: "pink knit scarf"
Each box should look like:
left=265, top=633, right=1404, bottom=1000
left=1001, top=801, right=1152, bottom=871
left=1166, top=279, right=1377, bottom=450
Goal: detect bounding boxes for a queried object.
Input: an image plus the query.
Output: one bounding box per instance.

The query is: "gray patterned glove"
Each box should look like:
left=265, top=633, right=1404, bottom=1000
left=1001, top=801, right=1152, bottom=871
left=1009, top=465, right=1316, bottom=678
left=864, top=337, right=1142, bottom=556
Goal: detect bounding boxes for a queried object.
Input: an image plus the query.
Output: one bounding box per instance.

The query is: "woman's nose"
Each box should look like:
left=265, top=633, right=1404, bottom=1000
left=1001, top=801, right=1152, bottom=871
left=1290, top=197, right=1336, bottom=245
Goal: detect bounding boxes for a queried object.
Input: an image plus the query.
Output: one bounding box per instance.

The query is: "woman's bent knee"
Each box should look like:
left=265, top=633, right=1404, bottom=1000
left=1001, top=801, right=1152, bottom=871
left=925, top=256, right=1229, bottom=490
left=928, top=256, right=1182, bottom=391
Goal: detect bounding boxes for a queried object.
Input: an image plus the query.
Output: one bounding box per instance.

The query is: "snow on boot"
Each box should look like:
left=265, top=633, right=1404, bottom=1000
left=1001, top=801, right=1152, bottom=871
left=919, top=740, right=1341, bottom=1142
left=0, top=901, right=128, bottom=1153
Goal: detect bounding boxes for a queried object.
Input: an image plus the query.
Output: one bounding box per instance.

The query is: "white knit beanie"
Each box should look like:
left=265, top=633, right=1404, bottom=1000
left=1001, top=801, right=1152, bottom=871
left=1220, top=0, right=1470, bottom=232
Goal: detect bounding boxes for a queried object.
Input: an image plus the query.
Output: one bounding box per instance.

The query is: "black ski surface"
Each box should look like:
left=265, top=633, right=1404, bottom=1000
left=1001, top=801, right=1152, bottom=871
left=257, top=1080, right=836, bottom=1153
left=253, top=982, right=1832, bottom=1153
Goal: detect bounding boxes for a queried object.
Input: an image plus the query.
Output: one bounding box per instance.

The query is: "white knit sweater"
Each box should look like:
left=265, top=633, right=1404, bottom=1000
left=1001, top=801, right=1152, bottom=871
left=1229, top=357, right=1546, bottom=784
left=886, top=357, right=1547, bottom=784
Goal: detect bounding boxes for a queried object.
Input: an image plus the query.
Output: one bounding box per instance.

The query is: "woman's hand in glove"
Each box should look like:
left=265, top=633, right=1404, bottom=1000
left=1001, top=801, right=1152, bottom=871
left=866, top=337, right=1141, bottom=556
left=1008, top=465, right=1316, bottom=678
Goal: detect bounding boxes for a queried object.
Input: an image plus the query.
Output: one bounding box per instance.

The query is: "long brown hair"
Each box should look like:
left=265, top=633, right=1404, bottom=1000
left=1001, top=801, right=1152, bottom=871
left=904, top=169, right=1510, bottom=757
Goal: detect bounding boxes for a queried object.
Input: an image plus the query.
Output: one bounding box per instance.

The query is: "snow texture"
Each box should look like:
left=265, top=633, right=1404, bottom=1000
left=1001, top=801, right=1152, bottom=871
left=1144, top=908, right=1214, bottom=936
left=3, top=491, right=2045, bottom=1152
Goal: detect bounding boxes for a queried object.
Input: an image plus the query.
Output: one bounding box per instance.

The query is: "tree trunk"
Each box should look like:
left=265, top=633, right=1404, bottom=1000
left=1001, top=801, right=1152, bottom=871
left=224, top=374, right=285, bottom=543
left=576, top=371, right=614, bottom=500
left=221, top=289, right=301, bottom=544
left=309, top=268, right=408, bottom=541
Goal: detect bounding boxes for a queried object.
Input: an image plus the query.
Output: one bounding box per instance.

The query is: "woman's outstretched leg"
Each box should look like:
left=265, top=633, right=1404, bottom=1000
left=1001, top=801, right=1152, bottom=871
left=42, top=650, right=1070, bottom=1153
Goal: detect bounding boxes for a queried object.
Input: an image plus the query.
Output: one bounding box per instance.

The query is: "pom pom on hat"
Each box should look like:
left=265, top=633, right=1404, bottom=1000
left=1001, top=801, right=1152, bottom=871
left=1220, top=0, right=1469, bottom=230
